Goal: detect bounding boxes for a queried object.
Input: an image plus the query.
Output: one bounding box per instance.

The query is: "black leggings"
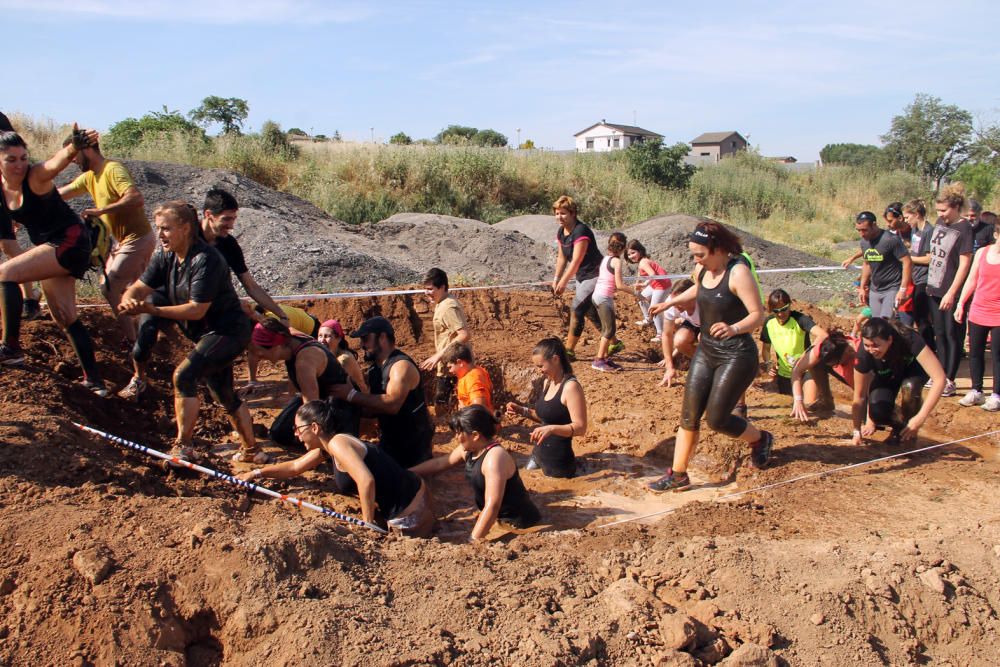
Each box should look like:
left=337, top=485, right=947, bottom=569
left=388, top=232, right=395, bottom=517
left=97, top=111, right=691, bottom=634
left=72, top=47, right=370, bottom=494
left=681, top=335, right=757, bottom=437
left=869, top=374, right=926, bottom=427
left=929, top=295, right=963, bottom=379
left=968, top=322, right=1000, bottom=394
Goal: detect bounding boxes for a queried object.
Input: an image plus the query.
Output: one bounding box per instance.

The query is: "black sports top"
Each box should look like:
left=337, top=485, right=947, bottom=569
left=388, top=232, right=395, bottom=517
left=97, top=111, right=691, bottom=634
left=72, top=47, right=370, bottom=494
left=2, top=166, right=83, bottom=245
left=332, top=438, right=420, bottom=519
left=366, top=349, right=433, bottom=467
left=532, top=376, right=578, bottom=472
left=285, top=338, right=347, bottom=398
left=696, top=258, right=750, bottom=339
left=464, top=443, right=540, bottom=528
left=557, top=221, right=603, bottom=281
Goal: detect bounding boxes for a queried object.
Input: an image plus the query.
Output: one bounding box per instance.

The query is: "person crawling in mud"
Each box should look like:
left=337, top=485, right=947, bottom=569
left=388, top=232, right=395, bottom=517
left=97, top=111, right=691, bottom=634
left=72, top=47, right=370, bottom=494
left=242, top=301, right=321, bottom=391
left=411, top=405, right=540, bottom=541
left=329, top=316, right=434, bottom=468
left=118, top=200, right=269, bottom=464
left=788, top=330, right=860, bottom=422
left=851, top=317, right=945, bottom=446
left=0, top=127, right=109, bottom=395
left=247, top=318, right=359, bottom=449
left=505, top=337, right=587, bottom=478
left=759, top=289, right=831, bottom=412
left=238, top=399, right=436, bottom=537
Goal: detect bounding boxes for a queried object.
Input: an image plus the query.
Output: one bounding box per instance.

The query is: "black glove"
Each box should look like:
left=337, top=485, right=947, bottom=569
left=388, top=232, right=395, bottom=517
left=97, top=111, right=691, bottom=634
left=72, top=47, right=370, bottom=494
left=71, top=127, right=94, bottom=151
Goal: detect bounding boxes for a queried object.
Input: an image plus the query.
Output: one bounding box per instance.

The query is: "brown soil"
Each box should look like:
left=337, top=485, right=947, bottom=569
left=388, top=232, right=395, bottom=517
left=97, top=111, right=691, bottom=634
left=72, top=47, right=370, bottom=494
left=2, top=293, right=998, bottom=666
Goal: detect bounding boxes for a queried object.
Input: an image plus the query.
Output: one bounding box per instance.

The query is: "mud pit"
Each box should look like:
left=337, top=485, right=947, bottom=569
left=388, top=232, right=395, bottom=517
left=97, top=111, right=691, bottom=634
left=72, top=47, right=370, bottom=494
left=1, top=290, right=999, bottom=666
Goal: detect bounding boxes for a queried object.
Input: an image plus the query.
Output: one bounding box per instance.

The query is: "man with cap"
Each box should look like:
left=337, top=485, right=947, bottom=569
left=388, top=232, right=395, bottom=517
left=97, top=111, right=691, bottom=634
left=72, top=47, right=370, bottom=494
left=329, top=316, right=433, bottom=468
left=855, top=211, right=912, bottom=319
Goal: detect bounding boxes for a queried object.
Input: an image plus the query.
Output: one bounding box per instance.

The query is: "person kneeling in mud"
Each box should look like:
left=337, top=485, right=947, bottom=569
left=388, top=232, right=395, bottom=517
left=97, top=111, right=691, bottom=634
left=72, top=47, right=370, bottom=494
left=247, top=318, right=360, bottom=449
left=238, top=400, right=435, bottom=537
left=788, top=330, right=860, bottom=422
left=651, top=278, right=700, bottom=388
left=411, top=405, right=540, bottom=541
left=851, top=317, right=946, bottom=446
left=759, top=289, right=832, bottom=412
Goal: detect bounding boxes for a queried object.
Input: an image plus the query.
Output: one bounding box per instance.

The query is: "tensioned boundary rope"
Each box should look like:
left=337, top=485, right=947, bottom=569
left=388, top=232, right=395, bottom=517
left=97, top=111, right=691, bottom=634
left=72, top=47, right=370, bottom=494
left=597, top=429, right=1000, bottom=529
left=67, top=264, right=860, bottom=309
left=72, top=423, right=388, bottom=535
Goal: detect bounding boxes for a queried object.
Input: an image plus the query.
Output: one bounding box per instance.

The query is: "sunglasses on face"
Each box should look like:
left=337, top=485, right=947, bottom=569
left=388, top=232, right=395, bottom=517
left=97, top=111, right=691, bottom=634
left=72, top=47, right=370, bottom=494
left=293, top=423, right=313, bottom=436
left=771, top=304, right=791, bottom=313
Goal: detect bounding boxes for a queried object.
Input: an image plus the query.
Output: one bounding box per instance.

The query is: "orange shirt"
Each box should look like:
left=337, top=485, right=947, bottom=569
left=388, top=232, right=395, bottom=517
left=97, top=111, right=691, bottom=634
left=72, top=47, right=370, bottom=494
left=457, top=366, right=494, bottom=412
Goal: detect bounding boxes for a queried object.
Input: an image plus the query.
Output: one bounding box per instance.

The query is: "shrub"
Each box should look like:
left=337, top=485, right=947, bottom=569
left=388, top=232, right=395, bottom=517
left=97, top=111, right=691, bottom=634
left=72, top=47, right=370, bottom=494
left=104, top=108, right=207, bottom=155
left=626, top=140, right=695, bottom=189
left=389, top=132, right=413, bottom=145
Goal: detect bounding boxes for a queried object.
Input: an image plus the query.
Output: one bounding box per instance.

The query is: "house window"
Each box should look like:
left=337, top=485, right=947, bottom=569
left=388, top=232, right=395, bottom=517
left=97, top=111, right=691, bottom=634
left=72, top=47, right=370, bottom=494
left=731, top=141, right=737, bottom=148
left=586, top=139, right=594, bottom=150
left=613, top=138, right=620, bottom=148
left=700, top=152, right=710, bottom=157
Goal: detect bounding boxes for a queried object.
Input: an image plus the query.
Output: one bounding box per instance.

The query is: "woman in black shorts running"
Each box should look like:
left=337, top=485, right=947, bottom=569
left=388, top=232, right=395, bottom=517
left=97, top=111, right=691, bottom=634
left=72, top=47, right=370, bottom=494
left=0, top=127, right=108, bottom=394
left=648, top=222, right=772, bottom=492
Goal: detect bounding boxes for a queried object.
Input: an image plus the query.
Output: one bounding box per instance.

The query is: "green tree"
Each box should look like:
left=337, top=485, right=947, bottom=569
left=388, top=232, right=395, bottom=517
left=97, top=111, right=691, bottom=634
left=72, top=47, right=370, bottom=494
left=625, top=140, right=696, bottom=189
left=951, top=162, right=997, bottom=201
left=519, top=139, right=536, bottom=150
left=103, top=106, right=207, bottom=153
left=819, top=143, right=884, bottom=168
left=287, top=127, right=307, bottom=137
left=188, top=96, right=249, bottom=135
left=436, top=125, right=478, bottom=144
left=881, top=93, right=975, bottom=190
left=472, top=129, right=508, bottom=147
left=389, top=132, right=413, bottom=145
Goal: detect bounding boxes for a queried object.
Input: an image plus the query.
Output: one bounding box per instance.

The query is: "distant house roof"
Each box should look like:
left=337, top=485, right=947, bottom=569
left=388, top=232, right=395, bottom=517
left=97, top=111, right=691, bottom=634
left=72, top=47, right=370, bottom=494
left=574, top=120, right=663, bottom=138
left=767, top=156, right=797, bottom=163
left=690, top=131, right=746, bottom=145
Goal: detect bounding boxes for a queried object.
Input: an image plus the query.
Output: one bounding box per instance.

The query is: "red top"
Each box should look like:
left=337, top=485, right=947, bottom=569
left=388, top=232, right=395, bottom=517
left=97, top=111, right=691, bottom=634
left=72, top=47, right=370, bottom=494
left=639, top=259, right=671, bottom=291
left=970, top=248, right=1000, bottom=327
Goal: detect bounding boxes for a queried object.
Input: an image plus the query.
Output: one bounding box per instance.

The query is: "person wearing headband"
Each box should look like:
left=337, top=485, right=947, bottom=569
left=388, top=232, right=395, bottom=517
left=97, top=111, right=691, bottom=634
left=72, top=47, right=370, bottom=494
left=317, top=318, right=368, bottom=393
left=240, top=301, right=321, bottom=393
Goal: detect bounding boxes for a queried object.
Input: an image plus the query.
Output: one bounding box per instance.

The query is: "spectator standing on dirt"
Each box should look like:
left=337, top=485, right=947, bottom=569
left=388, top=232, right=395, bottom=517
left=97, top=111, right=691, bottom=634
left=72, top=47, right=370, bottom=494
left=442, top=342, right=494, bottom=413
left=855, top=211, right=912, bottom=319
left=551, top=195, right=614, bottom=360
left=317, top=319, right=368, bottom=393
left=419, top=267, right=469, bottom=413
left=329, top=316, right=434, bottom=468
left=902, top=199, right=935, bottom=346
left=411, top=405, right=540, bottom=540
left=0, top=127, right=109, bottom=395
left=247, top=318, right=359, bottom=450
left=954, top=222, right=1000, bottom=411
left=788, top=330, right=861, bottom=422
left=759, top=289, right=831, bottom=411
left=647, top=222, right=772, bottom=492
left=626, top=239, right=671, bottom=342
left=58, top=137, right=154, bottom=345
left=118, top=201, right=268, bottom=464
left=851, top=317, right=945, bottom=446
left=926, top=185, right=974, bottom=398
left=652, top=278, right=700, bottom=388
left=505, top=337, right=587, bottom=478
left=238, top=400, right=436, bottom=537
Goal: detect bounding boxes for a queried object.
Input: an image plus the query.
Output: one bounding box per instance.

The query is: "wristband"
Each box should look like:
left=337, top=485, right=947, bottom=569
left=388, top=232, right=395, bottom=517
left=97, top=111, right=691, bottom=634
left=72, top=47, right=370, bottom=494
left=732, top=323, right=740, bottom=334
left=252, top=468, right=263, bottom=479
left=793, top=396, right=804, bottom=403
left=347, top=388, right=358, bottom=403
left=852, top=429, right=861, bottom=438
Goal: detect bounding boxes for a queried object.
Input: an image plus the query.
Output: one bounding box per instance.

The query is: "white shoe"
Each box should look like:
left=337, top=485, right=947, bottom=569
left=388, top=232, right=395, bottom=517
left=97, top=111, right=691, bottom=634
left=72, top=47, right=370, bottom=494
left=959, top=389, right=985, bottom=407
left=982, top=394, right=1000, bottom=412
left=941, top=380, right=957, bottom=398
left=649, top=335, right=662, bottom=343
left=924, top=378, right=933, bottom=389
left=635, top=319, right=652, bottom=327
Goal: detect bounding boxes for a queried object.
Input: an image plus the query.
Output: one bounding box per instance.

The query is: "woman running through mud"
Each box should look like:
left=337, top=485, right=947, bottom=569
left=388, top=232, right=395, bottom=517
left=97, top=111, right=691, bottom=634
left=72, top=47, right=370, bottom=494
left=411, top=405, right=540, bottom=540
left=0, top=128, right=109, bottom=395
left=626, top=239, right=671, bottom=342
left=591, top=232, right=646, bottom=372
left=248, top=318, right=360, bottom=449
left=118, top=201, right=267, bottom=464
left=851, top=317, right=945, bottom=445
left=238, top=399, right=435, bottom=537
left=317, top=319, right=368, bottom=393
left=759, top=289, right=831, bottom=409
left=788, top=330, right=860, bottom=422
left=648, top=222, right=772, bottom=492
left=505, top=337, right=586, bottom=478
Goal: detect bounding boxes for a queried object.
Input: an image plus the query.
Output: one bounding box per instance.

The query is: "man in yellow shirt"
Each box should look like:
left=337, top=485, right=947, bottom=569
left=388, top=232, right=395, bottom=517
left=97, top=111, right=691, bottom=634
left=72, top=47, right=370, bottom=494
left=419, top=267, right=469, bottom=414
left=59, top=139, right=155, bottom=343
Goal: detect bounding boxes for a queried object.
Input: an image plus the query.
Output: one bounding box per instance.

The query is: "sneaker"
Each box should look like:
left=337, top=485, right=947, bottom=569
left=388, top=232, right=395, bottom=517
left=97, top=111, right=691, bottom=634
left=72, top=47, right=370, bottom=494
left=982, top=394, right=1000, bottom=412
left=607, top=341, right=626, bottom=356
left=635, top=319, right=652, bottom=327
left=232, top=449, right=271, bottom=465
left=606, top=358, right=625, bottom=371
left=732, top=403, right=748, bottom=420
left=164, top=443, right=196, bottom=467
left=524, top=456, right=540, bottom=471
left=649, top=335, right=662, bottom=343
left=565, top=348, right=576, bottom=362
left=647, top=468, right=691, bottom=492
left=21, top=299, right=42, bottom=321
left=0, top=343, right=25, bottom=366
left=959, top=389, right=985, bottom=407
left=591, top=358, right=613, bottom=372
left=750, top=431, right=774, bottom=469
left=941, top=380, right=957, bottom=398
left=924, top=378, right=933, bottom=389
left=80, top=379, right=110, bottom=398
left=117, top=376, right=147, bottom=400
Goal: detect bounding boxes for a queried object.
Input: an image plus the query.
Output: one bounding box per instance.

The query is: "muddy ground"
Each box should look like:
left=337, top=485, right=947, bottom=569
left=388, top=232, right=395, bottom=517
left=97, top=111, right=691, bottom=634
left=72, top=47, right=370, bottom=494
left=1, top=289, right=998, bottom=667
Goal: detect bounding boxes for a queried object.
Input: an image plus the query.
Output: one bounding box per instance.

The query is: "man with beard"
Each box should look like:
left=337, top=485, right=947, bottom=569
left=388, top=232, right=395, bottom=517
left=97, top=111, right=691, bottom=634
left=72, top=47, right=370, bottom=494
left=329, top=316, right=434, bottom=468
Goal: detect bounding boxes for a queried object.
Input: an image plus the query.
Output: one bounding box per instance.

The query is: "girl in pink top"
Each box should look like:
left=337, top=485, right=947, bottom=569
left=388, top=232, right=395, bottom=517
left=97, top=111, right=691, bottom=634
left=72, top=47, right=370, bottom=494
left=591, top=232, right=645, bottom=372
left=955, top=224, right=1000, bottom=411
left=626, top=239, right=672, bottom=342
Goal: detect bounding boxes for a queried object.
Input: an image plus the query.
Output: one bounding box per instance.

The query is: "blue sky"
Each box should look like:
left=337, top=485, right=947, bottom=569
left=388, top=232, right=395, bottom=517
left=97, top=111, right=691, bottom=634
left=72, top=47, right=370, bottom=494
left=5, top=0, right=999, bottom=160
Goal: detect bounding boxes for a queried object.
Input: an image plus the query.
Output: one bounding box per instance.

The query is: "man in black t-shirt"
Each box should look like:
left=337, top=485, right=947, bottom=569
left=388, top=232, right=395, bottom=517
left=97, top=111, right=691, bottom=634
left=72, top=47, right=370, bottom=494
left=966, top=199, right=995, bottom=253
left=855, top=211, right=911, bottom=318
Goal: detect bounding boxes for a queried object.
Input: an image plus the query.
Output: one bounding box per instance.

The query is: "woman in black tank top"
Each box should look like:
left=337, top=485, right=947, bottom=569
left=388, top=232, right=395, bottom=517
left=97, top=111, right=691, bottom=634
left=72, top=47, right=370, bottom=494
left=504, top=338, right=587, bottom=478
left=0, top=127, right=107, bottom=394
left=412, top=405, right=540, bottom=540
left=648, top=223, right=774, bottom=492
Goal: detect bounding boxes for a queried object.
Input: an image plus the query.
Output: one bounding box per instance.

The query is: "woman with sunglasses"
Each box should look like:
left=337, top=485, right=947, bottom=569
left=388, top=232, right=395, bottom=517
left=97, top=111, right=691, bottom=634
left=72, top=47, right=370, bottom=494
left=238, top=399, right=435, bottom=537
left=647, top=222, right=772, bottom=492
left=759, top=289, right=830, bottom=407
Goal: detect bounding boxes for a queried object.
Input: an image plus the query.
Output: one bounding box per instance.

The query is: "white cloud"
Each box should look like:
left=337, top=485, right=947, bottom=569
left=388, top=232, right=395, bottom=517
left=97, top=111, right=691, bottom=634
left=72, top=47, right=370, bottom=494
left=0, top=0, right=374, bottom=24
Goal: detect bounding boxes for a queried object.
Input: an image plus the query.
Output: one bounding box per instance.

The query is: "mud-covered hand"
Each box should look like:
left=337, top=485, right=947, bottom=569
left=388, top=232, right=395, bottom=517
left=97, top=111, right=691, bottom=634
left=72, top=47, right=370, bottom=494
left=790, top=399, right=810, bottom=423
left=659, top=366, right=675, bottom=388
left=899, top=415, right=923, bottom=441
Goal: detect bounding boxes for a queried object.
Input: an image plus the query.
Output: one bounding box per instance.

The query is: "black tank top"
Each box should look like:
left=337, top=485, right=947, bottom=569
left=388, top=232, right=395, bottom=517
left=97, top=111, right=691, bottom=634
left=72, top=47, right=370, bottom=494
left=464, top=443, right=541, bottom=528
left=285, top=338, right=347, bottom=398
left=2, top=166, right=83, bottom=245
left=532, top=376, right=577, bottom=474
left=696, top=258, right=750, bottom=338
left=367, top=349, right=433, bottom=466
left=332, top=439, right=420, bottom=519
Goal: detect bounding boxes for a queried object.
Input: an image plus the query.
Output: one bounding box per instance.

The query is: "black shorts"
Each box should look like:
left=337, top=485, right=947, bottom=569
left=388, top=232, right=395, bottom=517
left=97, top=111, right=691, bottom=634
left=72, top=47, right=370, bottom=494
left=46, top=223, right=91, bottom=279
left=434, top=374, right=456, bottom=405
left=679, top=320, right=700, bottom=335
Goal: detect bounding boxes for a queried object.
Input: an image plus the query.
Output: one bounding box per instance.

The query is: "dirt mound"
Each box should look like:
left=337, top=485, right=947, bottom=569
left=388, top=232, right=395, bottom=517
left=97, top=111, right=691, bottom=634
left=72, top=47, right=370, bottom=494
left=494, top=214, right=612, bottom=250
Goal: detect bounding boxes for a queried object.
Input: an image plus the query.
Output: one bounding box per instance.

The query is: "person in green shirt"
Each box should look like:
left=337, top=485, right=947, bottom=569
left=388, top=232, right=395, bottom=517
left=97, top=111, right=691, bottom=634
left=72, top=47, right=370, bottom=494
left=760, top=289, right=832, bottom=411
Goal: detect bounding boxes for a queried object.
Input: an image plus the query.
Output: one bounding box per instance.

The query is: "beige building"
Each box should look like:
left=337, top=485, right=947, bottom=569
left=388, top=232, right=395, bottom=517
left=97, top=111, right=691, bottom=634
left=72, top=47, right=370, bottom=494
left=688, top=131, right=748, bottom=163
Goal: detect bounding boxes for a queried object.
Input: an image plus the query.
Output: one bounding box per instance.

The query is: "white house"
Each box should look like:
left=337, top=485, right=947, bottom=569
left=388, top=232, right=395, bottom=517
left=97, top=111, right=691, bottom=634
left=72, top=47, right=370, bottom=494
left=574, top=120, right=663, bottom=152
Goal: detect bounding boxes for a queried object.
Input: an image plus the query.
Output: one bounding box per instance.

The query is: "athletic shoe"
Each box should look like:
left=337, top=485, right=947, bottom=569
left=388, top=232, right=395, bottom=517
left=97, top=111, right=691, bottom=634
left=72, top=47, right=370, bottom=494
left=982, top=394, right=1000, bottom=412
left=941, top=380, right=957, bottom=398
left=608, top=341, right=626, bottom=356
left=924, top=378, right=933, bottom=389
left=605, top=359, right=623, bottom=371
left=591, top=358, right=614, bottom=372
left=647, top=468, right=691, bottom=492
left=635, top=319, right=652, bottom=327
left=80, top=379, right=110, bottom=398
left=232, top=449, right=271, bottom=465
left=21, top=299, right=42, bottom=321
left=959, top=389, right=985, bottom=407
left=649, top=335, right=662, bottom=343
left=0, top=343, right=25, bottom=366
left=117, top=376, right=147, bottom=401
left=524, top=456, right=540, bottom=471
left=750, top=431, right=774, bottom=469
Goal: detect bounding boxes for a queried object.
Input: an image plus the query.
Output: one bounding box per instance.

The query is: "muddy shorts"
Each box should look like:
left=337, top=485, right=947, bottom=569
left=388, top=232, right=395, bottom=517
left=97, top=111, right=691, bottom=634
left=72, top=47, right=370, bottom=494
left=46, top=223, right=92, bottom=279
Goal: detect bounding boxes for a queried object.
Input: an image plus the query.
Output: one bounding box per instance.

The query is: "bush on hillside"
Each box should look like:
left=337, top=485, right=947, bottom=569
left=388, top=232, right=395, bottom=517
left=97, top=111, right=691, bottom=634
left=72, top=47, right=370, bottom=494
left=389, top=132, right=413, bottom=145
left=626, top=140, right=695, bottom=189
left=104, top=108, right=208, bottom=155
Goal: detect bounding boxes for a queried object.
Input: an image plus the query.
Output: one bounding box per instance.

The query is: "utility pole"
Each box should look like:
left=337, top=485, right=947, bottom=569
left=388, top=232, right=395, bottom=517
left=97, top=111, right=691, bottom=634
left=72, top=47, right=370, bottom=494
left=516, top=128, right=521, bottom=149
